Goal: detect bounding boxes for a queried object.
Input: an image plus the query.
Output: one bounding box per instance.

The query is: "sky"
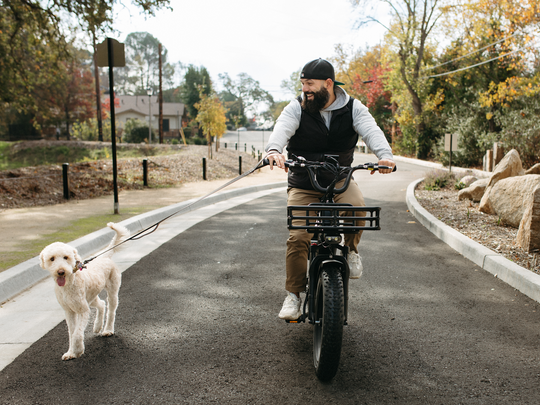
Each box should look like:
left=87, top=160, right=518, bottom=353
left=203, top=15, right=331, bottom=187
left=109, top=0, right=390, bottom=101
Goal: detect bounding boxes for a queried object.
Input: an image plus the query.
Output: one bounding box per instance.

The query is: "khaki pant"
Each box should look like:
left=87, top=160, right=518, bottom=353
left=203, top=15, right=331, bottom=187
left=285, top=179, right=366, bottom=293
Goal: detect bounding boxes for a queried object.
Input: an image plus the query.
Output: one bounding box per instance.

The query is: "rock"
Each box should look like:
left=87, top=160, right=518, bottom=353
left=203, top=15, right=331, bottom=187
left=525, top=163, right=540, bottom=175
left=460, top=175, right=478, bottom=187
left=517, top=184, right=540, bottom=253
left=479, top=149, right=524, bottom=214
left=484, top=175, right=540, bottom=228
left=458, top=178, right=489, bottom=202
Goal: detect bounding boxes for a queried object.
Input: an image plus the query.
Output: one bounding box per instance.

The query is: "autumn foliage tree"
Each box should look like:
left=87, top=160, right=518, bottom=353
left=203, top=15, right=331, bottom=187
left=194, top=87, right=227, bottom=158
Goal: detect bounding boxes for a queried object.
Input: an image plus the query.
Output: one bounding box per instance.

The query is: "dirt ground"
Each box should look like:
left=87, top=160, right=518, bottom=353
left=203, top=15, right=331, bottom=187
left=0, top=144, right=259, bottom=210
left=415, top=184, right=540, bottom=274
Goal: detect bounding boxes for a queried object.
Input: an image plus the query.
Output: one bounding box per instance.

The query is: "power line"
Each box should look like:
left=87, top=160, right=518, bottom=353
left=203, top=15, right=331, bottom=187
left=424, top=49, right=522, bottom=79
left=423, top=32, right=520, bottom=72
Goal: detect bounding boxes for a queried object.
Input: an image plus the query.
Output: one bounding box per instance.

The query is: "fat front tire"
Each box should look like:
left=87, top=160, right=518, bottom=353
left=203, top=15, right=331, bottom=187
left=313, top=266, right=345, bottom=381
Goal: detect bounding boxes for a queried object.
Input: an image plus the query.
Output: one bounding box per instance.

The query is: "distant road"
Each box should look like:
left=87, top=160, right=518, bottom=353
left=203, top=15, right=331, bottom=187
left=220, top=130, right=270, bottom=156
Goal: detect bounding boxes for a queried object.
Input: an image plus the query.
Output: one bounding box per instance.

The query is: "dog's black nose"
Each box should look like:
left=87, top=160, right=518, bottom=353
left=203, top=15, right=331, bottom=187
left=58, top=270, right=65, bottom=276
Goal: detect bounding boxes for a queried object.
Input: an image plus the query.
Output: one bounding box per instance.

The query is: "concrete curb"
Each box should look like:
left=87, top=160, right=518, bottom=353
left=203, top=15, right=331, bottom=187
left=406, top=178, right=540, bottom=303
left=0, top=181, right=287, bottom=305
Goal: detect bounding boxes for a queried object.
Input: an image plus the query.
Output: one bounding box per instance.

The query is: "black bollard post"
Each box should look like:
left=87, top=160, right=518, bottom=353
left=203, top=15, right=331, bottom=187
left=239, top=156, right=242, bottom=175
left=143, top=158, right=148, bottom=186
left=244, top=143, right=246, bottom=152
left=62, top=163, right=69, bottom=200
left=203, top=157, right=207, bottom=180
left=224, top=142, right=227, bottom=149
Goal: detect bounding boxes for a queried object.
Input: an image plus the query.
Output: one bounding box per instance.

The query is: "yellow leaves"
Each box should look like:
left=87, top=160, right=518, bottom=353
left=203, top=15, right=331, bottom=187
left=479, top=75, right=540, bottom=108
left=195, top=93, right=227, bottom=140
left=486, top=112, right=493, bottom=120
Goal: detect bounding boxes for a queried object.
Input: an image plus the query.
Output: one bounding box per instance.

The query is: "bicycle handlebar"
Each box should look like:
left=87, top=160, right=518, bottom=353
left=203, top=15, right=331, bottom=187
left=261, top=155, right=396, bottom=194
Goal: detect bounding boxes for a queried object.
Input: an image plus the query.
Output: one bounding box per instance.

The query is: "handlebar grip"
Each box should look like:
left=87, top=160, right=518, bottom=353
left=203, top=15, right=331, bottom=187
left=261, top=157, right=291, bottom=167
left=377, top=165, right=397, bottom=172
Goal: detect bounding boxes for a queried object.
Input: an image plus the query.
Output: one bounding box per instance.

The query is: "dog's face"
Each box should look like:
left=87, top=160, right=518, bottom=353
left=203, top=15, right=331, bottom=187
left=39, top=243, right=82, bottom=287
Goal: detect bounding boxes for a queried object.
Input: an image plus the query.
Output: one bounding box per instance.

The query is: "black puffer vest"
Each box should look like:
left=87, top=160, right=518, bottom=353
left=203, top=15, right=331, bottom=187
left=287, top=96, right=357, bottom=190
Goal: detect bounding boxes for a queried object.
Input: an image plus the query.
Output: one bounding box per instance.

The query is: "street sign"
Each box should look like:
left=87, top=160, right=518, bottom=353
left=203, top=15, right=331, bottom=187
left=444, top=133, right=459, bottom=152
left=96, top=39, right=125, bottom=67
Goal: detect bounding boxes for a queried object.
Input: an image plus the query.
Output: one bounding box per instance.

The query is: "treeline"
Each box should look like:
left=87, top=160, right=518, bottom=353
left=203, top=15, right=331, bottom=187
left=327, top=0, right=540, bottom=168
left=0, top=0, right=275, bottom=145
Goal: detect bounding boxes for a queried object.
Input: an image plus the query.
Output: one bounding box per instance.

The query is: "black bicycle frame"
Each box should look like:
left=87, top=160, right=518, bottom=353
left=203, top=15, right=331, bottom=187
left=287, top=203, right=381, bottom=324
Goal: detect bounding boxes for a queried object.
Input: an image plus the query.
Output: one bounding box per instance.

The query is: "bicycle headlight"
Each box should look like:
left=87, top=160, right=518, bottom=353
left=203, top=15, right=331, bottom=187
left=324, top=235, right=342, bottom=244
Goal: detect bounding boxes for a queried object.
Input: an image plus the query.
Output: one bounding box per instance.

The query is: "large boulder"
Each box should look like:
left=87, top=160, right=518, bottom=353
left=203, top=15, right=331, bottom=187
left=517, top=184, right=540, bottom=253
left=479, top=149, right=524, bottom=214
left=458, top=178, right=490, bottom=202
left=525, top=163, right=540, bottom=175
left=484, top=175, right=540, bottom=228
left=460, top=175, right=478, bottom=187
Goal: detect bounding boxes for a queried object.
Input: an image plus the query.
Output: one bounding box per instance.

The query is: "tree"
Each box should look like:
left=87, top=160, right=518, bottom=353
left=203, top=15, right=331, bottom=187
left=331, top=44, right=394, bottom=143
left=194, top=87, right=227, bottom=158
left=218, top=73, right=274, bottom=128
left=180, top=65, right=213, bottom=120
left=352, top=0, right=446, bottom=158
left=1, top=0, right=171, bottom=138
left=280, top=69, right=302, bottom=98
left=115, top=32, right=175, bottom=95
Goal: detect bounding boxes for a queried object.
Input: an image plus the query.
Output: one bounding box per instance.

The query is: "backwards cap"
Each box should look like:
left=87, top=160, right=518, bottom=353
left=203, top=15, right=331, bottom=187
left=300, top=58, right=345, bottom=86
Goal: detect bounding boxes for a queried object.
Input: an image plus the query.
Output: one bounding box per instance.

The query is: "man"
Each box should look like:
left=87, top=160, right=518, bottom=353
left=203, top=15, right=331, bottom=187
left=265, top=58, right=395, bottom=320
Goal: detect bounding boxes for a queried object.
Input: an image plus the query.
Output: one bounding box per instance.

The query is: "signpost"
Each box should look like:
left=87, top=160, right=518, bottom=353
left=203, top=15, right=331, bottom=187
left=96, top=38, right=125, bottom=214
left=444, top=133, right=459, bottom=172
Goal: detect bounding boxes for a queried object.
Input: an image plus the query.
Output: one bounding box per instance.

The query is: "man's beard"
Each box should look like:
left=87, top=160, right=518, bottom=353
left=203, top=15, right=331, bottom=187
left=301, top=85, right=330, bottom=114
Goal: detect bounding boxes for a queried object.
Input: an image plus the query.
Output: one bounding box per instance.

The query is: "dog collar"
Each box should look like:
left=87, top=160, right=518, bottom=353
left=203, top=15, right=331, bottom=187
left=73, top=261, right=86, bottom=273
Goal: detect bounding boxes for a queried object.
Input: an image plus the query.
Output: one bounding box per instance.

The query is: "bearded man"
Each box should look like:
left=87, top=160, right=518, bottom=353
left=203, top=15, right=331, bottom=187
left=265, top=58, right=395, bottom=320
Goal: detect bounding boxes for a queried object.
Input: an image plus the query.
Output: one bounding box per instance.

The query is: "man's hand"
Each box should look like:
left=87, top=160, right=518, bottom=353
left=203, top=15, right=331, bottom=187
left=266, top=152, right=288, bottom=173
left=374, top=158, right=395, bottom=175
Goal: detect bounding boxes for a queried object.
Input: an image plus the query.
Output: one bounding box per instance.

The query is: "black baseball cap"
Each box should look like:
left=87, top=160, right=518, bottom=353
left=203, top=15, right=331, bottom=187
left=300, top=58, right=345, bottom=86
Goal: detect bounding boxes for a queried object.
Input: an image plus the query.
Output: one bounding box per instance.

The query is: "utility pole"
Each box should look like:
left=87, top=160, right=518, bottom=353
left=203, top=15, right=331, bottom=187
left=92, top=32, right=104, bottom=142
left=158, top=43, right=163, bottom=144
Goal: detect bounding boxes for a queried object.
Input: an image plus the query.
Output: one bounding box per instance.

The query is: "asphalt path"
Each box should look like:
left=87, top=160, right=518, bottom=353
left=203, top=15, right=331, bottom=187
left=2, top=159, right=540, bottom=404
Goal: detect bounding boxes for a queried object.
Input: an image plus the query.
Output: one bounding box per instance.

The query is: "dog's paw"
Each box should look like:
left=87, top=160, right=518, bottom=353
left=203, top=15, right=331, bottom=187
left=62, top=351, right=82, bottom=361
left=101, top=330, right=114, bottom=337
left=93, top=325, right=103, bottom=334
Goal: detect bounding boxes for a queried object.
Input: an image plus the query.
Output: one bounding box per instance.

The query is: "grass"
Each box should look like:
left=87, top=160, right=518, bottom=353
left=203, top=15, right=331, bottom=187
left=0, top=204, right=160, bottom=273
left=0, top=141, right=183, bottom=171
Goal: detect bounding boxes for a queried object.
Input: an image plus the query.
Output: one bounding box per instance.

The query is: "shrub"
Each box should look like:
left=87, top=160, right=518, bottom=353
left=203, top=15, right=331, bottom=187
left=423, top=169, right=457, bottom=191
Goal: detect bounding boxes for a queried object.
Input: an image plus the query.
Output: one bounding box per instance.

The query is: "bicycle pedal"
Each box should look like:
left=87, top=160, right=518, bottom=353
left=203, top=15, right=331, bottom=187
left=285, top=314, right=306, bottom=324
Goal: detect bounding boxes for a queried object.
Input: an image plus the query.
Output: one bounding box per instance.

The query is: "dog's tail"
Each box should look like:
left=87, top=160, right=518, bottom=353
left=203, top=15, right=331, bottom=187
left=101, top=222, right=130, bottom=259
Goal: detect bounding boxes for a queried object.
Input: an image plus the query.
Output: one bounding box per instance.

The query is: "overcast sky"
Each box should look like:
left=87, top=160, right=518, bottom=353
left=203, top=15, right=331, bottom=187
left=110, top=0, right=389, bottom=101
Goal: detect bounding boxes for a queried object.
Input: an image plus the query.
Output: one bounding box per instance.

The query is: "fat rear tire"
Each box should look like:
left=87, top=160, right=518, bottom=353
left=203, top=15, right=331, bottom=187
left=313, top=266, right=344, bottom=381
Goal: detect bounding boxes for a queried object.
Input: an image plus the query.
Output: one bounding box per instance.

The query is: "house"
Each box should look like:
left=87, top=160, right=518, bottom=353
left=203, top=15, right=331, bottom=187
left=115, top=95, right=188, bottom=141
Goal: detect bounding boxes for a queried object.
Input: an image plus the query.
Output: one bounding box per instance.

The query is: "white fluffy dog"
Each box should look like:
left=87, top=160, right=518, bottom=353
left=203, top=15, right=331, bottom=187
left=39, top=222, right=130, bottom=360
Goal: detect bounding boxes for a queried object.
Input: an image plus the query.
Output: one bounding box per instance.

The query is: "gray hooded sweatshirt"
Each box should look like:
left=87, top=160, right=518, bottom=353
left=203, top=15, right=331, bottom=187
left=265, top=86, right=394, bottom=162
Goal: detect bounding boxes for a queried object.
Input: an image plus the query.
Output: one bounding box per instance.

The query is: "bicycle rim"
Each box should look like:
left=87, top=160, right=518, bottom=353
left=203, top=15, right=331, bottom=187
left=313, top=266, right=345, bottom=381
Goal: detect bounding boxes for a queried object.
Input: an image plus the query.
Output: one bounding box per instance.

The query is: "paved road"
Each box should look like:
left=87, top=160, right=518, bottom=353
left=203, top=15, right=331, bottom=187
left=221, top=130, right=269, bottom=155
left=2, top=159, right=540, bottom=404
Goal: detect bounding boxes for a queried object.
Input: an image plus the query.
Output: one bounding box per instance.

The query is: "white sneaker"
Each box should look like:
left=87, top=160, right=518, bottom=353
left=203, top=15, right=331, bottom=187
left=278, top=292, right=302, bottom=320
left=348, top=252, right=363, bottom=279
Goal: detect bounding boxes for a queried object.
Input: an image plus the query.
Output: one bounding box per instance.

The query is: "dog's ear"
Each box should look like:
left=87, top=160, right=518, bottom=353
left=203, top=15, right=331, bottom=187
left=73, top=248, right=82, bottom=263
left=39, top=250, right=46, bottom=269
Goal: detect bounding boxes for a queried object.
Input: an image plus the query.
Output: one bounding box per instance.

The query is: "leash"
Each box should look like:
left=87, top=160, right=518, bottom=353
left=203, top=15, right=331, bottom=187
left=82, top=156, right=270, bottom=266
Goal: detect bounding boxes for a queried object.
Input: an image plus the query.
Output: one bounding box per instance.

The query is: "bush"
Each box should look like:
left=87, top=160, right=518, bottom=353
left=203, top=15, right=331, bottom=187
left=71, top=119, right=112, bottom=142
left=494, top=96, right=540, bottom=167
left=423, top=169, right=457, bottom=191
left=125, top=126, right=155, bottom=144
left=187, top=136, right=207, bottom=145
